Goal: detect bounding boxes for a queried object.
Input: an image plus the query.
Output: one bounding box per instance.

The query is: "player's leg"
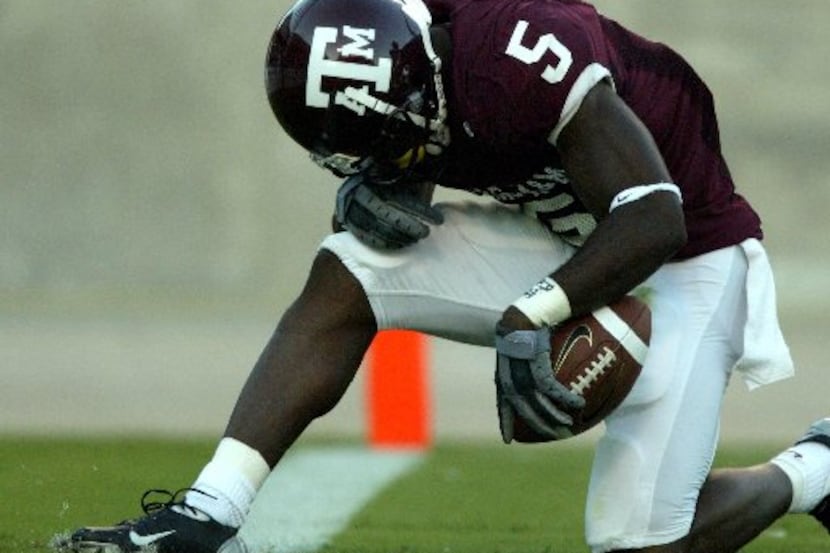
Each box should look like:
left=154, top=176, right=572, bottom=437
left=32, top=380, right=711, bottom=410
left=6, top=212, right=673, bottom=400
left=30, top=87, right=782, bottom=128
left=61, top=201, right=576, bottom=553
left=319, top=201, right=577, bottom=345
left=687, top=418, right=830, bottom=551
left=591, top=242, right=829, bottom=553
left=60, top=249, right=377, bottom=553
left=180, top=248, right=380, bottom=527
left=222, top=248, right=377, bottom=468
left=585, top=244, right=753, bottom=552
left=598, top=466, right=791, bottom=553
left=616, top=419, right=830, bottom=553
left=678, top=464, right=791, bottom=552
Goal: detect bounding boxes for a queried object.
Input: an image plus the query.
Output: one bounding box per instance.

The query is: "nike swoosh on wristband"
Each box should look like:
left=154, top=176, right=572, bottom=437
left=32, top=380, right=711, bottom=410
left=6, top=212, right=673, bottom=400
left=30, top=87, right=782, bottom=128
left=129, top=530, right=176, bottom=546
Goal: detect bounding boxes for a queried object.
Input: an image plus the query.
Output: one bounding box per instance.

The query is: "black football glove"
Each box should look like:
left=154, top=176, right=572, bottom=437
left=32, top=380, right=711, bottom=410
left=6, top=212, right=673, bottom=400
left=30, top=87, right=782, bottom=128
left=334, top=173, right=444, bottom=249
left=495, top=323, right=585, bottom=443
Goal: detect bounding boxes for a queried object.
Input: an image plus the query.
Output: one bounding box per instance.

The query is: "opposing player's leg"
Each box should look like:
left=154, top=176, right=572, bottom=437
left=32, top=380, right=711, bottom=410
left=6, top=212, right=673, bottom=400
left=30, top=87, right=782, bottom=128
left=59, top=250, right=378, bottom=553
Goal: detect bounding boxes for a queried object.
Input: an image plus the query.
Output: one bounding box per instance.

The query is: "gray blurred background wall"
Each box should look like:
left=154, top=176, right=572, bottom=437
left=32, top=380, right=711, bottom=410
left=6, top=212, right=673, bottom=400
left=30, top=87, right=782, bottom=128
left=2, top=1, right=828, bottom=442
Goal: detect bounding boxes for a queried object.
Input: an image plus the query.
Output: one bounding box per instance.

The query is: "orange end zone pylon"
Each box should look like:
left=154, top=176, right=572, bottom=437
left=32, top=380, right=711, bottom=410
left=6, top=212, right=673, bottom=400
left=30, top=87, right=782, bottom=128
left=366, top=330, right=431, bottom=449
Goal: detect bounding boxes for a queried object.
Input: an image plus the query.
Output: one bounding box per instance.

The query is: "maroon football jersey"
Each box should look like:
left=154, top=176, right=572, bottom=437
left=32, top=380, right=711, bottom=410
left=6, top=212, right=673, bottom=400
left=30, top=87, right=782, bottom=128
left=424, top=0, right=761, bottom=259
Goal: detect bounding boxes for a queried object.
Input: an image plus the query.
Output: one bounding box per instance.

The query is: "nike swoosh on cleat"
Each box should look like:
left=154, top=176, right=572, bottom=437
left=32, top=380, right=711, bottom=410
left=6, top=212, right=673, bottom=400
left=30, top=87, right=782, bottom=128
left=129, top=530, right=176, bottom=547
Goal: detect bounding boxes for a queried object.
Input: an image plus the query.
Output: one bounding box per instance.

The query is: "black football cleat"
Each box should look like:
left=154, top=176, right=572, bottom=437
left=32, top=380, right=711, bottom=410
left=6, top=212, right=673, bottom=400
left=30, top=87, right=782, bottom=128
left=55, top=489, right=246, bottom=553
left=795, top=418, right=830, bottom=533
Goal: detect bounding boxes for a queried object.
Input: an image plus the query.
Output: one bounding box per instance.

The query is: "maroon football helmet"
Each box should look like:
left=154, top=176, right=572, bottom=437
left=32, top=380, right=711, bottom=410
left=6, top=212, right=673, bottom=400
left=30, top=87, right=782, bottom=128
left=265, top=0, right=449, bottom=177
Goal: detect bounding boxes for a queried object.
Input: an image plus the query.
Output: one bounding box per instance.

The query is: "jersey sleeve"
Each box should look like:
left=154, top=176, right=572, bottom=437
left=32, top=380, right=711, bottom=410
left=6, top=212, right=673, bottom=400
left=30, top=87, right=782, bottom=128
left=497, top=2, right=615, bottom=145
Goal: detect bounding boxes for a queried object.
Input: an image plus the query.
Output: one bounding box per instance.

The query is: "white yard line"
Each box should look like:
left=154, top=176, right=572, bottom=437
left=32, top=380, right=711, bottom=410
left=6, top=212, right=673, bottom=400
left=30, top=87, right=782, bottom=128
left=238, top=447, right=424, bottom=553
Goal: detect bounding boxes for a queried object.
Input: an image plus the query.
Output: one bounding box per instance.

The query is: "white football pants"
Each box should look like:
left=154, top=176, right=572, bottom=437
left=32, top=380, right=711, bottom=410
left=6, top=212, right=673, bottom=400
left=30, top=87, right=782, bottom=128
left=320, top=200, right=792, bottom=552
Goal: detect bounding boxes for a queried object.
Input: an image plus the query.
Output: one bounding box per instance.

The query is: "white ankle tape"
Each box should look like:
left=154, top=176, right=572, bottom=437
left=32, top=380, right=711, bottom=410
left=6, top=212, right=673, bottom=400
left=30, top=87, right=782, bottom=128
left=186, top=438, right=271, bottom=528
left=771, top=442, right=830, bottom=513
left=213, top=437, right=270, bottom=490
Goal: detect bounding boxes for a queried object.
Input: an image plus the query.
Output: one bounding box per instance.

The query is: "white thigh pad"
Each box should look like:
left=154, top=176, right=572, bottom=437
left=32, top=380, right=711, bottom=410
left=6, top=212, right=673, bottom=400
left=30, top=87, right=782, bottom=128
left=320, top=201, right=575, bottom=345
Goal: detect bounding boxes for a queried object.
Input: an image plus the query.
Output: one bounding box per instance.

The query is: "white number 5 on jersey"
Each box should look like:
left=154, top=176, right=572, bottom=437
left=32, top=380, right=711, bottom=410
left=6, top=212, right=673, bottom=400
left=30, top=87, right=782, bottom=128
left=505, top=20, right=573, bottom=84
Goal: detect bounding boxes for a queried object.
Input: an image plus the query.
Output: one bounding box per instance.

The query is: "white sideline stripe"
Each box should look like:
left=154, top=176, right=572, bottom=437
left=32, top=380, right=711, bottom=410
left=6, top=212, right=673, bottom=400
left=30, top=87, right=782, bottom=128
left=238, top=447, right=424, bottom=553
left=592, top=306, right=649, bottom=364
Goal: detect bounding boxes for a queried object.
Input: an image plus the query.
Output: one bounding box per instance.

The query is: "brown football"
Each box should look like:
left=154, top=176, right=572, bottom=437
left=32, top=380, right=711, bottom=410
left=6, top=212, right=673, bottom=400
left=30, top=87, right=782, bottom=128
left=512, top=295, right=651, bottom=443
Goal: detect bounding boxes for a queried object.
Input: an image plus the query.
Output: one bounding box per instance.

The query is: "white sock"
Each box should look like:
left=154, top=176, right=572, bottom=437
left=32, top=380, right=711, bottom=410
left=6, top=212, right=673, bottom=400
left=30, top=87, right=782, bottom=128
left=185, top=437, right=271, bottom=528
left=770, top=441, right=830, bottom=513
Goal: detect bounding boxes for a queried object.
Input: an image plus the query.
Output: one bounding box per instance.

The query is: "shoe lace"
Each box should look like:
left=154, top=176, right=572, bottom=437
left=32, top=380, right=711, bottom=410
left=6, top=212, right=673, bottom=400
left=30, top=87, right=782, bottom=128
left=140, top=488, right=216, bottom=517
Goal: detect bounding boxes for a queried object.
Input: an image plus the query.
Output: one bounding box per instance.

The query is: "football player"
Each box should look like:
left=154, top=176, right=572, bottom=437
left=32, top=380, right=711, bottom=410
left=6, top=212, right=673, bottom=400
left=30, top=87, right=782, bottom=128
left=61, top=0, right=830, bottom=552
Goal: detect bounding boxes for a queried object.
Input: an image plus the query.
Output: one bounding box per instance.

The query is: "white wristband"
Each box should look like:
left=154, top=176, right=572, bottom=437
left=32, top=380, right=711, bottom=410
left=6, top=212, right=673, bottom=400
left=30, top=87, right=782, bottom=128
left=511, top=277, right=572, bottom=327
left=608, top=182, right=682, bottom=212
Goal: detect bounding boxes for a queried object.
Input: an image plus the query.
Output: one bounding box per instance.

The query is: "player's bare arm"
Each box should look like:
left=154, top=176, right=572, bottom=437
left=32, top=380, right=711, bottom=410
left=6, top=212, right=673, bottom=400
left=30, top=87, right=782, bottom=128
left=554, top=80, right=687, bottom=313
left=500, top=80, right=687, bottom=331
left=494, top=80, right=686, bottom=439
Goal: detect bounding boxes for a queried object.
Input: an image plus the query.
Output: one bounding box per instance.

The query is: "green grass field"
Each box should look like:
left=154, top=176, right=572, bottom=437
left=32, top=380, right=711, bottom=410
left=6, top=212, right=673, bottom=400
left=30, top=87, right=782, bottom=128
left=2, top=436, right=826, bottom=553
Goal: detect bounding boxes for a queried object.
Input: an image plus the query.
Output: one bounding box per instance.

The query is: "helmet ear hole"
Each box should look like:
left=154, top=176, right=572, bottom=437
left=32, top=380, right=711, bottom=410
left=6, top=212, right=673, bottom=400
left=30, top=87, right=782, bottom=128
left=264, top=0, right=448, bottom=173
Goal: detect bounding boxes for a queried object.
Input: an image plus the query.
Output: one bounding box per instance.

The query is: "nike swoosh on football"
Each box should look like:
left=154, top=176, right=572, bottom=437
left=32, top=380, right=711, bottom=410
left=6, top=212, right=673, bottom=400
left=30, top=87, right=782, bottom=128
left=129, top=529, right=176, bottom=547
left=553, top=324, right=592, bottom=373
